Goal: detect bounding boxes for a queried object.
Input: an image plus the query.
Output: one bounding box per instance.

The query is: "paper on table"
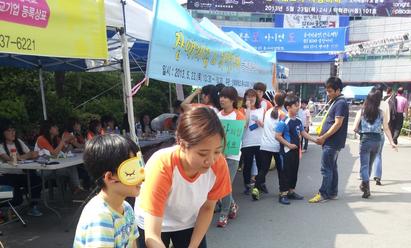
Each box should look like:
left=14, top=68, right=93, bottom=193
left=19, top=160, right=34, bottom=164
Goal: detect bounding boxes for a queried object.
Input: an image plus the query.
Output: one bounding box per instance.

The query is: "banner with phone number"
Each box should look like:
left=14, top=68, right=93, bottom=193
left=0, top=0, right=108, bottom=59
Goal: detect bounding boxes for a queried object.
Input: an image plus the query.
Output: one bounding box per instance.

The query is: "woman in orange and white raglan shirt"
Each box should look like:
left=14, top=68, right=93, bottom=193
left=180, top=84, right=221, bottom=114
left=135, top=107, right=231, bottom=248
left=215, top=86, right=245, bottom=228
left=253, top=82, right=274, bottom=111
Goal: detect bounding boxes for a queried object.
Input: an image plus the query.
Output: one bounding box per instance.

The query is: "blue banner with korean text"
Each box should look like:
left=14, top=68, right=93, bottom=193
left=147, top=0, right=275, bottom=95
left=187, top=0, right=411, bottom=17
left=221, top=27, right=347, bottom=52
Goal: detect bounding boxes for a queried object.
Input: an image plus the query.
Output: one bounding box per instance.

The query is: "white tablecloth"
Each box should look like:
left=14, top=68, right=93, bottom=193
left=0, top=153, right=83, bottom=171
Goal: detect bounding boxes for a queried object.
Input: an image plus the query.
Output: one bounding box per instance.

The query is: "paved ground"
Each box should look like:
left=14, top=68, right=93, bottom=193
left=1, top=135, right=411, bottom=248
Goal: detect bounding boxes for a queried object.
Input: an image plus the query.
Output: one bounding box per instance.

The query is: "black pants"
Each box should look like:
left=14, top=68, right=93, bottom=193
left=279, top=149, right=300, bottom=192
left=256, top=150, right=281, bottom=190
left=301, top=127, right=309, bottom=150
left=0, top=172, right=42, bottom=206
left=138, top=227, right=207, bottom=248
left=241, top=146, right=262, bottom=186
left=392, top=114, right=404, bottom=145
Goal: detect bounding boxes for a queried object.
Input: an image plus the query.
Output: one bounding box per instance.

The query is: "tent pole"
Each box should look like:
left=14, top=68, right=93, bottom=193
left=39, top=68, right=47, bottom=120
left=169, top=83, right=173, bottom=113
left=120, top=29, right=137, bottom=143
left=120, top=71, right=127, bottom=113
left=120, top=0, right=137, bottom=143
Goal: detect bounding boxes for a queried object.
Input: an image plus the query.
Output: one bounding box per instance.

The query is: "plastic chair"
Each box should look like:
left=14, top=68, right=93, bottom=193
left=0, top=185, right=27, bottom=227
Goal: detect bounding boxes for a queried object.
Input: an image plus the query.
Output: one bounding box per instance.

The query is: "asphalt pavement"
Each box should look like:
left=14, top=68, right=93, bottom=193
left=207, top=136, right=411, bottom=248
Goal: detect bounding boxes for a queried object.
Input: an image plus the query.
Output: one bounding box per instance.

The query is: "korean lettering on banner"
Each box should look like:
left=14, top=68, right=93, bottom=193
left=158, top=30, right=263, bottom=95
left=283, top=14, right=339, bottom=28
left=0, top=0, right=50, bottom=28
left=222, top=27, right=346, bottom=52
left=220, top=120, right=245, bottom=156
left=187, top=0, right=411, bottom=17
left=148, top=0, right=274, bottom=96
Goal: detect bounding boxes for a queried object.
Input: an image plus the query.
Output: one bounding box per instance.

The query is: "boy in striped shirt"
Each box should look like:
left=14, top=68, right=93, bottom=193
left=73, top=134, right=144, bottom=248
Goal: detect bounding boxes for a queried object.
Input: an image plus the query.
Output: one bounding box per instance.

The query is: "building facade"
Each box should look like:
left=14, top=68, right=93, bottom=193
left=189, top=10, right=411, bottom=100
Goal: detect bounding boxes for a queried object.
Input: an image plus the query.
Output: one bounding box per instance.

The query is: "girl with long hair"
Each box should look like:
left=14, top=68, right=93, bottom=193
left=353, top=90, right=397, bottom=198
left=0, top=119, right=43, bottom=216
left=216, top=86, right=245, bottom=228
left=35, top=120, right=83, bottom=194
left=252, top=91, right=287, bottom=201
left=240, top=89, right=265, bottom=195
left=181, top=84, right=221, bottom=113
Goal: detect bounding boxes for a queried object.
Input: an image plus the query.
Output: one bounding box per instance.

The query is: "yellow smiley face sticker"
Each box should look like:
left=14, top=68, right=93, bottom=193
left=117, top=152, right=145, bottom=186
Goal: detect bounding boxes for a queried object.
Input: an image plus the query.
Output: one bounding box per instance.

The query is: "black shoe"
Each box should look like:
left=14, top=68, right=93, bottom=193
left=375, top=178, right=382, bottom=186
left=279, top=195, right=290, bottom=205
left=260, top=184, right=269, bottom=194
left=361, top=181, right=371, bottom=199
left=287, top=192, right=304, bottom=200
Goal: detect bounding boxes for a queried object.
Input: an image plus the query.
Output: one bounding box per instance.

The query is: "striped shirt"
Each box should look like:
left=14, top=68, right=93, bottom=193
left=73, top=195, right=138, bottom=248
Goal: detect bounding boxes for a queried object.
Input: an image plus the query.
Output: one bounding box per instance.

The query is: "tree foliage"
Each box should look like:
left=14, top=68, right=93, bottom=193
left=0, top=67, right=191, bottom=137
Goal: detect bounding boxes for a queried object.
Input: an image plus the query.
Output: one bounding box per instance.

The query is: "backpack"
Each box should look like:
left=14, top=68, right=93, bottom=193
left=387, top=94, right=398, bottom=122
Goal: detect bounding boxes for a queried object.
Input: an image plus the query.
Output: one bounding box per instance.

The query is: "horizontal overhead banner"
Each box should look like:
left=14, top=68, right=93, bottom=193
left=283, top=14, right=339, bottom=28
left=187, top=0, right=411, bottom=17
left=222, top=26, right=347, bottom=52
left=0, top=0, right=108, bottom=59
left=276, top=14, right=350, bottom=29
left=147, top=0, right=274, bottom=95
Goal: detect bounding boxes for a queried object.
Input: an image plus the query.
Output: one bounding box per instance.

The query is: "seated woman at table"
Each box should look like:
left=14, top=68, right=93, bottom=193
left=0, top=119, right=43, bottom=216
left=63, top=118, right=91, bottom=189
left=62, top=117, right=85, bottom=150
left=140, top=114, right=154, bottom=135
left=101, top=115, right=116, bottom=134
left=35, top=120, right=84, bottom=194
left=86, top=119, right=102, bottom=141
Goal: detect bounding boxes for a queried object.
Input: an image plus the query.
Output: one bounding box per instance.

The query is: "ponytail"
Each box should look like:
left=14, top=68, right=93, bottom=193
left=270, top=106, right=279, bottom=120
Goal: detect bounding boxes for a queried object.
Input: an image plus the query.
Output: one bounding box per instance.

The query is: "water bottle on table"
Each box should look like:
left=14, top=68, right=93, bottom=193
left=9, top=148, right=18, bottom=166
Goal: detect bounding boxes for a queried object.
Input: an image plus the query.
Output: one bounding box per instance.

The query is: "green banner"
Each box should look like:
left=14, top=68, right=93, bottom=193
left=221, top=120, right=245, bottom=156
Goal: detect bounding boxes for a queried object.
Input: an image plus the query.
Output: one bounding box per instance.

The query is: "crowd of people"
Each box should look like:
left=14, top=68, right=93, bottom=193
left=72, top=77, right=407, bottom=248
left=0, top=114, right=141, bottom=219
left=1, top=76, right=408, bottom=247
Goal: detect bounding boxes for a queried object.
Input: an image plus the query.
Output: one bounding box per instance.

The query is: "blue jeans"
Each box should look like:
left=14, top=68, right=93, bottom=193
left=371, top=133, right=384, bottom=180
left=360, top=136, right=380, bottom=182
left=319, top=146, right=340, bottom=199
left=220, top=159, right=239, bottom=216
